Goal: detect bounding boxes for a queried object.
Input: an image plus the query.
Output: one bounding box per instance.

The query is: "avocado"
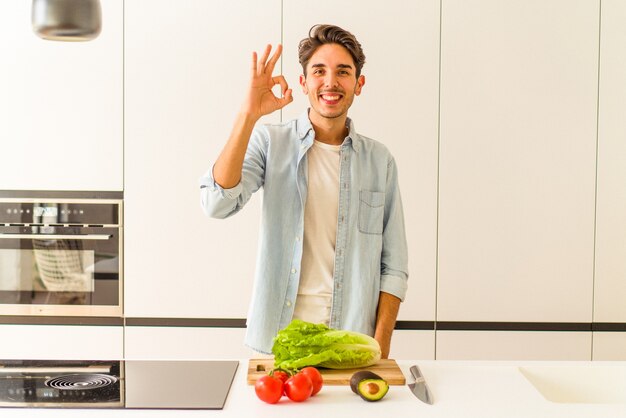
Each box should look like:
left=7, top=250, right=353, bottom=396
left=349, top=371, right=389, bottom=401
left=350, top=370, right=382, bottom=394
left=357, top=378, right=389, bottom=401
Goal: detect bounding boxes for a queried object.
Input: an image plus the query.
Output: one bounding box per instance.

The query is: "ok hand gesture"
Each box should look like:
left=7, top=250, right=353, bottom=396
left=242, top=44, right=293, bottom=120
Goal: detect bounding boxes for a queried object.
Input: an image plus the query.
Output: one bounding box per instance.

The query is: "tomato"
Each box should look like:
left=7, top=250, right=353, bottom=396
left=300, top=367, right=323, bottom=396
left=271, top=369, right=290, bottom=384
left=270, top=369, right=290, bottom=397
left=255, top=375, right=284, bottom=404
left=284, top=372, right=313, bottom=402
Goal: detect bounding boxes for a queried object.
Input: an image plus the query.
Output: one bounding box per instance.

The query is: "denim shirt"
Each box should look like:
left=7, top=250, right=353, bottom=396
left=199, top=110, right=408, bottom=354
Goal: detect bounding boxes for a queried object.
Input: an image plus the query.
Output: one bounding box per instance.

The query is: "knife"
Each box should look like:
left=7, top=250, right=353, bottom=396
left=408, top=365, right=434, bottom=404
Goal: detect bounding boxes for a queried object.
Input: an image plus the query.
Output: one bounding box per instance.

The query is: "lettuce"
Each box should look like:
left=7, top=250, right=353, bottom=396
left=271, top=320, right=381, bottom=370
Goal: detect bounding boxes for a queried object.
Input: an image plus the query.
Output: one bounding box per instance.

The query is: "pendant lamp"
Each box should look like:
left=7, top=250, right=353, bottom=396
left=32, top=0, right=102, bottom=42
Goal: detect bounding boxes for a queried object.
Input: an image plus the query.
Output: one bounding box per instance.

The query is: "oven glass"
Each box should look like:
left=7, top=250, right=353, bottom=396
left=0, top=248, right=95, bottom=304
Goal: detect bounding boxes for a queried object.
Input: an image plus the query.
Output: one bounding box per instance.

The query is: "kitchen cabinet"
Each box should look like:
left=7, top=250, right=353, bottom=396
left=593, top=0, right=626, bottom=327
left=123, top=0, right=281, bottom=319
left=0, top=0, right=123, bottom=191
left=0, top=325, right=123, bottom=360
left=436, top=0, right=599, bottom=355
left=124, top=326, right=250, bottom=360
left=389, top=330, right=435, bottom=360
left=123, top=327, right=435, bottom=361
left=593, top=332, right=626, bottom=360
left=436, top=331, right=591, bottom=360
left=282, top=0, right=440, bottom=328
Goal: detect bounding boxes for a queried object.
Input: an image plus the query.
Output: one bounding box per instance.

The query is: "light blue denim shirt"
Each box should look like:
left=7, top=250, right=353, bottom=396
left=199, top=110, right=408, bottom=354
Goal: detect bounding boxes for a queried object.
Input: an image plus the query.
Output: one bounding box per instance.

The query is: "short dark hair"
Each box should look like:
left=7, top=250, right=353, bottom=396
left=298, top=24, right=366, bottom=78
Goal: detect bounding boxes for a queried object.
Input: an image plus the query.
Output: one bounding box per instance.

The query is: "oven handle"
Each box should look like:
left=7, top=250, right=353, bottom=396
left=0, top=234, right=112, bottom=240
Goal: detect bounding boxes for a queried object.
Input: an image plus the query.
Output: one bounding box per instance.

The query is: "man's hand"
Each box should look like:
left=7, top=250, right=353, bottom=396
left=212, top=44, right=293, bottom=189
left=241, top=44, right=293, bottom=119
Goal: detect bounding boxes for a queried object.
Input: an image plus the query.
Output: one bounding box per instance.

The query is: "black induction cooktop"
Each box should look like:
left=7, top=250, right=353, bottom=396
left=0, top=360, right=239, bottom=409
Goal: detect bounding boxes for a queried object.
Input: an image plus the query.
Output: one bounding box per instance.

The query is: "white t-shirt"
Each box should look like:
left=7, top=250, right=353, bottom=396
left=292, top=140, right=341, bottom=325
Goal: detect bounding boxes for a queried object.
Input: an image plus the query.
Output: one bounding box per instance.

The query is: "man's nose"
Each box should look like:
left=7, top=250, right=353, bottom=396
left=324, top=73, right=338, bottom=88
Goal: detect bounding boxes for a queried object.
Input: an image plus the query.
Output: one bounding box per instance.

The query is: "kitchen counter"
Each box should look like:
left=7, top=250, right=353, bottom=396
left=1, top=360, right=625, bottom=417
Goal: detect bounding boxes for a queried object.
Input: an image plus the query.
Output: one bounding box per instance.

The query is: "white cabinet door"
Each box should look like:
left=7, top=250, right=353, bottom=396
left=594, top=0, right=626, bottom=324
left=437, top=0, right=598, bottom=323
left=282, top=0, right=440, bottom=323
left=0, top=0, right=123, bottom=191
left=593, top=333, right=626, bottom=360
left=389, top=330, right=435, bottom=360
left=124, top=0, right=281, bottom=318
left=436, top=331, right=591, bottom=360
left=124, top=327, right=250, bottom=360
left=0, top=325, right=123, bottom=360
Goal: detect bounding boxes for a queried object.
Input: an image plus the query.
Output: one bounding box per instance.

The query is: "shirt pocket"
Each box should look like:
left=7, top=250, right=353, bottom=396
left=358, top=190, right=385, bottom=235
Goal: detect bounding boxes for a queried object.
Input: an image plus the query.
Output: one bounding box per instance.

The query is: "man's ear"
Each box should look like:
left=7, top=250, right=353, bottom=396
left=299, top=74, right=308, bottom=94
left=355, top=75, right=365, bottom=96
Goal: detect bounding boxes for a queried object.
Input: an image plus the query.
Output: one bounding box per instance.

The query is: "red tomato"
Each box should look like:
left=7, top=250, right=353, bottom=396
left=300, top=367, right=323, bottom=396
left=255, top=375, right=284, bottom=404
left=284, top=372, right=313, bottom=402
left=271, top=370, right=290, bottom=384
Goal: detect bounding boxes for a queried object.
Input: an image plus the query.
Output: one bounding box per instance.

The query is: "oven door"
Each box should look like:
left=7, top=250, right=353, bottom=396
left=0, top=225, right=121, bottom=316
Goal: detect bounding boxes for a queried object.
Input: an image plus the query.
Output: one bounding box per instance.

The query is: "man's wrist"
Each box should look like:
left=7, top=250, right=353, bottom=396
left=237, top=109, right=261, bottom=126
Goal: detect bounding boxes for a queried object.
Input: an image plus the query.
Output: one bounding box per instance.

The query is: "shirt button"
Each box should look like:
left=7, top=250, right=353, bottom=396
left=291, top=268, right=296, bottom=274
left=286, top=300, right=292, bottom=307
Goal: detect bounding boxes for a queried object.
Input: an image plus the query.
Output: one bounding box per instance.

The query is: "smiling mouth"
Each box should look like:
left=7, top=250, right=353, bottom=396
left=319, top=93, right=343, bottom=104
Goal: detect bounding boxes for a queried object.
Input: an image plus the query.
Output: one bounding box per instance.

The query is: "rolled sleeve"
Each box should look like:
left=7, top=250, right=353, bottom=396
left=380, top=273, right=408, bottom=302
left=199, top=166, right=243, bottom=200
left=199, top=126, right=268, bottom=219
left=198, top=166, right=245, bottom=219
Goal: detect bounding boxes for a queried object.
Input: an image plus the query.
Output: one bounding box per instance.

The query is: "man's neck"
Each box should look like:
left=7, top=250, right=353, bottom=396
left=309, top=111, right=349, bottom=146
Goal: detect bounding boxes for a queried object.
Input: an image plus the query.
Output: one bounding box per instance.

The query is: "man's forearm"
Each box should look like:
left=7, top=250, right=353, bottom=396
left=374, top=291, right=401, bottom=359
left=212, top=111, right=259, bottom=189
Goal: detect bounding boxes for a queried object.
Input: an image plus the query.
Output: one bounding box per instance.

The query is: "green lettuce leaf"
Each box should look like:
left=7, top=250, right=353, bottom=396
left=271, top=320, right=381, bottom=370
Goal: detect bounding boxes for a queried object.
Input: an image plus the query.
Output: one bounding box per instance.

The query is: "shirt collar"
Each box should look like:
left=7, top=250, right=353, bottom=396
left=296, top=109, right=361, bottom=152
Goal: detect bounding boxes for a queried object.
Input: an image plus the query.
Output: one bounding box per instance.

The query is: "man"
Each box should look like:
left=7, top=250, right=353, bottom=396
left=200, top=24, right=408, bottom=358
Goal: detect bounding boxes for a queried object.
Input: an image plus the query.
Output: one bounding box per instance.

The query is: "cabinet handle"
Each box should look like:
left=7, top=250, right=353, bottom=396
left=0, top=234, right=111, bottom=240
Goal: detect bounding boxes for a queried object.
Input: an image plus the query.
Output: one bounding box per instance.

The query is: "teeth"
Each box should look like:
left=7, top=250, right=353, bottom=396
left=321, top=94, right=340, bottom=101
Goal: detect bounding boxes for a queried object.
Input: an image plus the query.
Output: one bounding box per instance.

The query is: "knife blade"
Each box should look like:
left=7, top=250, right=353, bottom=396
left=408, top=365, right=433, bottom=404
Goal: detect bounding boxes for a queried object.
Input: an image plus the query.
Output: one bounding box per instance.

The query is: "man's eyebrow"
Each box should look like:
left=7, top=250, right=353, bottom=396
left=310, top=63, right=354, bottom=69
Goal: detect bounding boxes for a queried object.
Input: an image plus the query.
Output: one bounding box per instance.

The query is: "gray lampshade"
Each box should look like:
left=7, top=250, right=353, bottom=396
left=32, top=0, right=102, bottom=42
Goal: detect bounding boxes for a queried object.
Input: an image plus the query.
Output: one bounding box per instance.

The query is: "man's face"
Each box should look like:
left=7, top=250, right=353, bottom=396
left=299, top=43, right=365, bottom=121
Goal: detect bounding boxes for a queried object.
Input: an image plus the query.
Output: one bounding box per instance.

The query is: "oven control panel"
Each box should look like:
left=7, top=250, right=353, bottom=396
left=0, top=202, right=120, bottom=225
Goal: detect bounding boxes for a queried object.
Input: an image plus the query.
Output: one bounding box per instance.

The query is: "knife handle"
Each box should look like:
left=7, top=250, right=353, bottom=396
left=410, top=365, right=423, bottom=380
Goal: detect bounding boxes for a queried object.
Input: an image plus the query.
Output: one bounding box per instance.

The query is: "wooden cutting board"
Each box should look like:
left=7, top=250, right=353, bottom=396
left=247, top=358, right=405, bottom=385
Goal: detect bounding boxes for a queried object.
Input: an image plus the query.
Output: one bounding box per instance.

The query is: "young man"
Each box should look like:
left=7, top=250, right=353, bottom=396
left=200, top=25, right=408, bottom=357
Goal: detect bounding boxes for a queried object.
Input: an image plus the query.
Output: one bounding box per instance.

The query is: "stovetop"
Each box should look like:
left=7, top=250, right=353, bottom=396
left=0, top=359, right=239, bottom=410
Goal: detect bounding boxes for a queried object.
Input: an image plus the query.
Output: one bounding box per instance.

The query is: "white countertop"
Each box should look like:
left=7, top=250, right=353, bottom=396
left=1, top=360, right=625, bottom=417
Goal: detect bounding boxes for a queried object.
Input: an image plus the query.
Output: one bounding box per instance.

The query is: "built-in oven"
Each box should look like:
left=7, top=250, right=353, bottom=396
left=0, top=197, right=122, bottom=316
